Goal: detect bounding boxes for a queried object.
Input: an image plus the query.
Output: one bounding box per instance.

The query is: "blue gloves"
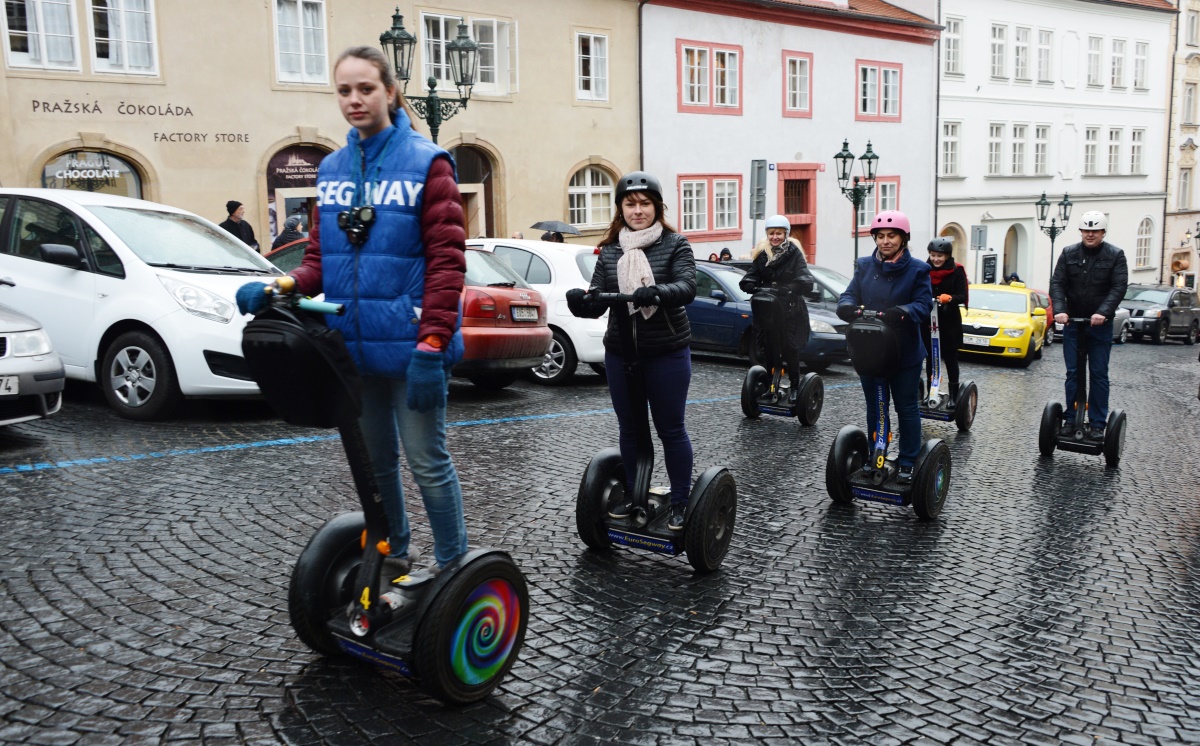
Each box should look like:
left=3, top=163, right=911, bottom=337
left=236, top=282, right=269, bottom=315
left=406, top=349, right=447, bottom=413
left=632, top=285, right=660, bottom=308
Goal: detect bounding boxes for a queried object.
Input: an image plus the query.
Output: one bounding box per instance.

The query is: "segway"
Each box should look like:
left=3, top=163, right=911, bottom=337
left=240, top=279, right=528, bottom=705
left=741, top=286, right=823, bottom=426
left=918, top=297, right=978, bottom=431
left=575, top=291, right=737, bottom=572
left=824, top=309, right=952, bottom=520
left=1038, top=317, right=1127, bottom=467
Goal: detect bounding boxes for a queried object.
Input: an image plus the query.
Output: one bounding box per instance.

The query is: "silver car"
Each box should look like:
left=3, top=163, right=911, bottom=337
left=0, top=278, right=64, bottom=425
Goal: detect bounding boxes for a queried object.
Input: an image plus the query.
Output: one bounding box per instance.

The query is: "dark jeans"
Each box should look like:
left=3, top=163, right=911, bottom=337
left=1061, top=320, right=1113, bottom=428
left=859, top=363, right=923, bottom=467
left=605, top=347, right=694, bottom=504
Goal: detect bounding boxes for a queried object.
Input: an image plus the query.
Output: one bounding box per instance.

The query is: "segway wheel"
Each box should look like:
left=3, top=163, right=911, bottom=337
left=912, top=440, right=951, bottom=520
left=415, top=553, right=529, bottom=705
left=576, top=448, right=622, bottom=551
left=954, top=382, right=978, bottom=432
left=825, top=425, right=868, bottom=504
left=741, top=366, right=769, bottom=419
left=287, top=512, right=367, bottom=657
left=1104, top=409, right=1127, bottom=468
left=1038, top=402, right=1063, bottom=457
left=684, top=468, right=737, bottom=573
left=796, top=372, right=824, bottom=426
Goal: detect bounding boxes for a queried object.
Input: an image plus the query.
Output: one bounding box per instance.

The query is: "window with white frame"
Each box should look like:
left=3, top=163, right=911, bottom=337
left=857, top=177, right=899, bottom=230
left=1181, top=169, right=1192, bottom=211
left=942, top=121, right=960, bottom=176
left=424, top=14, right=516, bottom=95
left=89, top=0, right=155, bottom=74
left=944, top=17, right=962, bottom=75
left=576, top=32, right=607, bottom=101
left=1034, top=125, right=1049, bottom=175
left=713, top=179, right=739, bottom=230
left=681, top=180, right=707, bottom=232
left=1011, top=124, right=1027, bottom=175
left=567, top=167, right=613, bottom=228
left=1187, top=83, right=1198, bottom=124
left=988, top=123, right=1004, bottom=175
left=1014, top=27, right=1030, bottom=80
left=1087, top=36, right=1102, bottom=86
left=990, top=24, right=1007, bottom=78
left=1135, top=218, right=1152, bottom=267
left=1084, top=127, right=1099, bottom=175
left=857, top=61, right=901, bottom=120
left=785, top=54, right=811, bottom=113
left=678, top=41, right=742, bottom=114
left=1037, top=30, right=1053, bottom=82
left=1111, top=39, right=1125, bottom=88
left=1190, top=11, right=1200, bottom=46
left=3, top=0, right=78, bottom=69
left=859, top=66, right=877, bottom=114
left=1108, top=128, right=1122, bottom=173
left=1130, top=129, right=1144, bottom=174
left=682, top=45, right=709, bottom=105
left=274, top=0, right=326, bottom=84
left=679, top=175, right=742, bottom=234
left=878, top=180, right=897, bottom=213
left=1134, top=42, right=1147, bottom=89
left=713, top=48, right=739, bottom=107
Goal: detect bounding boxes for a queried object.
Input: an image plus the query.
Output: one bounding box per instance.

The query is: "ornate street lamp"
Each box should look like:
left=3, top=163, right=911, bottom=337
left=1035, top=192, right=1073, bottom=282
left=379, top=9, right=479, bottom=144
left=833, top=140, right=880, bottom=266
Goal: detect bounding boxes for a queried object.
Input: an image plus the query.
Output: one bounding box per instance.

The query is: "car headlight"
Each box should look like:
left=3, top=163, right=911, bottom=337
left=1143, top=309, right=1161, bottom=318
left=1004, top=328, right=1025, bottom=337
left=811, top=319, right=837, bottom=334
left=159, top=276, right=235, bottom=323
left=9, top=329, right=53, bottom=357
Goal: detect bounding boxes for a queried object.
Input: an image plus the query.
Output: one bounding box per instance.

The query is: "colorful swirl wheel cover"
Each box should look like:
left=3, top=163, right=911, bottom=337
left=451, top=579, right=522, bottom=685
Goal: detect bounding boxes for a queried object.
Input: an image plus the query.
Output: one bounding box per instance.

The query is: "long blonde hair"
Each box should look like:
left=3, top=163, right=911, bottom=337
left=751, top=235, right=803, bottom=263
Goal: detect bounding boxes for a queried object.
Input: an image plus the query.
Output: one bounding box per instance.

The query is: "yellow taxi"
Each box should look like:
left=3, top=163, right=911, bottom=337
left=959, top=282, right=1049, bottom=367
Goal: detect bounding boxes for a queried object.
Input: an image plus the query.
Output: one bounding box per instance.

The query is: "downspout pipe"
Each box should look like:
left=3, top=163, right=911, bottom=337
left=638, top=0, right=650, bottom=169
left=1164, top=8, right=1179, bottom=286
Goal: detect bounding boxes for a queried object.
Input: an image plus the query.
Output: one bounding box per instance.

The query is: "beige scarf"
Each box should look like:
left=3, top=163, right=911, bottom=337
left=616, top=222, right=662, bottom=319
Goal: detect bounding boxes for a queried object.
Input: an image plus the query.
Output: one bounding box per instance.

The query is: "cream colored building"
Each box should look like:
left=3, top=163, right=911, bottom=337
left=0, top=0, right=640, bottom=249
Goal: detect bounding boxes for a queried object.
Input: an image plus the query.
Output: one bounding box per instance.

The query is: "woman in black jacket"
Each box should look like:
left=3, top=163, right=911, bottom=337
left=920, top=238, right=969, bottom=401
left=566, top=171, right=697, bottom=532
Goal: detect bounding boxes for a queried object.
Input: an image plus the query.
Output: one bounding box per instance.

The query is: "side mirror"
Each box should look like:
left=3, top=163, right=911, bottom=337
left=40, top=243, right=84, bottom=269
left=1032, top=307, right=1046, bottom=317
left=806, top=290, right=822, bottom=302
left=709, top=289, right=727, bottom=303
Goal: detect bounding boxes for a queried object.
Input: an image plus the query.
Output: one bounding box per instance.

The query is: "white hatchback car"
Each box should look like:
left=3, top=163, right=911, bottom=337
left=0, top=189, right=281, bottom=420
left=466, top=238, right=607, bottom=385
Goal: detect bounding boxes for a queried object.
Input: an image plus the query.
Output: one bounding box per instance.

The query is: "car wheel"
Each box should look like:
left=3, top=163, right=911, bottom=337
left=1034, top=332, right=1044, bottom=359
left=1186, top=321, right=1198, bottom=346
left=467, top=373, right=517, bottom=390
left=804, top=359, right=832, bottom=372
left=745, top=330, right=766, bottom=368
left=1018, top=339, right=1036, bottom=368
left=530, top=329, right=577, bottom=386
left=1153, top=318, right=1169, bottom=345
left=1115, top=323, right=1129, bottom=345
left=101, top=330, right=183, bottom=420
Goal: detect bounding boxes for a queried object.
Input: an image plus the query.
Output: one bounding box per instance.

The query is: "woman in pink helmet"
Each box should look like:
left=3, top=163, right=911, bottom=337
left=835, top=210, right=933, bottom=484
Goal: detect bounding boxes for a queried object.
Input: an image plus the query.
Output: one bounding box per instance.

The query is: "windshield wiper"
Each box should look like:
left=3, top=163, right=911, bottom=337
left=148, top=262, right=275, bottom=274
left=488, top=281, right=517, bottom=287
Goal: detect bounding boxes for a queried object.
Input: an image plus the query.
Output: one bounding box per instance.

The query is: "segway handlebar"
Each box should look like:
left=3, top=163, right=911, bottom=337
left=585, top=291, right=661, bottom=308
left=263, top=276, right=346, bottom=316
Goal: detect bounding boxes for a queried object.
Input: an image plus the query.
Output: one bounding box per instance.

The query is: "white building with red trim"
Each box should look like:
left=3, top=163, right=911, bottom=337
left=639, top=0, right=941, bottom=270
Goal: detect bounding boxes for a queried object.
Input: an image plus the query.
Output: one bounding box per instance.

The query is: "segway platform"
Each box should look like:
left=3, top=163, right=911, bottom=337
left=917, top=381, right=978, bottom=430
left=741, top=287, right=822, bottom=425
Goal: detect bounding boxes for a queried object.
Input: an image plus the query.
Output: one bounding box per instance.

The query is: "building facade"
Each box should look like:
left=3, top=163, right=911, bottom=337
left=639, top=0, right=941, bottom=268
left=1167, top=0, right=1198, bottom=288
left=937, top=0, right=1175, bottom=292
left=0, top=0, right=641, bottom=249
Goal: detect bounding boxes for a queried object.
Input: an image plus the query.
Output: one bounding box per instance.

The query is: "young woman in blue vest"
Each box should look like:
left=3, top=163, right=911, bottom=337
left=836, top=211, right=933, bottom=484
left=237, top=46, right=468, bottom=582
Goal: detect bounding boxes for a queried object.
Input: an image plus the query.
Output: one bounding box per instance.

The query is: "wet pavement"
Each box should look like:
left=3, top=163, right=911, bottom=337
left=1, top=339, right=1199, bottom=745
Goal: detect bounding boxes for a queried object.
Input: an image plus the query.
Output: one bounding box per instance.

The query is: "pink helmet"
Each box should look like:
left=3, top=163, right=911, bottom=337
left=870, top=210, right=911, bottom=236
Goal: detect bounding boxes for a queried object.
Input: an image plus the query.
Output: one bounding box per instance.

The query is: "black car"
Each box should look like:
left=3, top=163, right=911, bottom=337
left=1121, top=285, right=1200, bottom=345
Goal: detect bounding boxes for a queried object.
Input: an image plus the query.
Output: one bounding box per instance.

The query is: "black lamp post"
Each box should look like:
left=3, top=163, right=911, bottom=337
left=379, top=8, right=479, bottom=144
left=833, top=140, right=879, bottom=266
left=1035, top=192, right=1073, bottom=283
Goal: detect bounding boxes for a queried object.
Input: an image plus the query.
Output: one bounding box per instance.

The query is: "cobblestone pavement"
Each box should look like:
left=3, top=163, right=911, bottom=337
left=1, top=339, right=1199, bottom=745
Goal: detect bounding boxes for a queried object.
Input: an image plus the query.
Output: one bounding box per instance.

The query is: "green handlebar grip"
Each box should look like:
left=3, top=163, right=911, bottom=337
left=297, top=298, right=345, bottom=316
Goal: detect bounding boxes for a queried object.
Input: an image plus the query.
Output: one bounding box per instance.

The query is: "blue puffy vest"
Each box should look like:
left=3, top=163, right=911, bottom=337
left=315, top=112, right=464, bottom=378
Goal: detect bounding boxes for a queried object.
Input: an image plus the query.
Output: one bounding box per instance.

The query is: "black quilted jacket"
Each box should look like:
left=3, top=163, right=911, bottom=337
left=582, top=230, right=696, bottom=357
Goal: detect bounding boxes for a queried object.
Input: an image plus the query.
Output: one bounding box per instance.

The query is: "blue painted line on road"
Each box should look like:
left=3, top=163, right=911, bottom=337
left=0, top=383, right=860, bottom=476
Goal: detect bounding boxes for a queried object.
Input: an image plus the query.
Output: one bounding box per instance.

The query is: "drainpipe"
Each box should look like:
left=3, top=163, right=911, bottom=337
left=638, top=0, right=649, bottom=170
left=1164, top=12, right=1179, bottom=286
left=934, top=0, right=942, bottom=249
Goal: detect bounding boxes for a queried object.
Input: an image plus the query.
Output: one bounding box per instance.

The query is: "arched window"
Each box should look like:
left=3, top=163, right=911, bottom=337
left=40, top=151, right=142, bottom=198
left=568, top=167, right=614, bottom=228
left=1135, top=217, right=1152, bottom=268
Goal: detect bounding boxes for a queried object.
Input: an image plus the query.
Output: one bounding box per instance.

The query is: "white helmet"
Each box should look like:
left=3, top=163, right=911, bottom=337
left=764, top=215, right=790, bottom=232
left=1078, top=211, right=1108, bottom=231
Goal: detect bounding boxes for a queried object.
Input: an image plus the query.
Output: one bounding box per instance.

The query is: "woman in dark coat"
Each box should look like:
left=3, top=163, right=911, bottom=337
left=921, top=238, right=969, bottom=402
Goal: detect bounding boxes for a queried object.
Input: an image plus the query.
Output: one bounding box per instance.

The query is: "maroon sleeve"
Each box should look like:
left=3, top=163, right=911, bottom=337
left=288, top=204, right=323, bottom=296
left=417, top=155, right=466, bottom=344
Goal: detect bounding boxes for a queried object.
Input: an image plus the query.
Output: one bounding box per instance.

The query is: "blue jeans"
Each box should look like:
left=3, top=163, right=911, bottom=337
left=1061, top=320, right=1113, bottom=428
left=605, top=347, right=694, bottom=504
left=359, top=375, right=468, bottom=567
left=859, top=363, right=923, bottom=467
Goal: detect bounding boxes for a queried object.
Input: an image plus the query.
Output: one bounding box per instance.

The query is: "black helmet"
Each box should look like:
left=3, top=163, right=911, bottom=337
left=615, top=171, right=662, bottom=203
left=927, top=237, right=954, bottom=255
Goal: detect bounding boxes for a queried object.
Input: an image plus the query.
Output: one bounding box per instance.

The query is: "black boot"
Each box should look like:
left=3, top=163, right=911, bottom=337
left=788, top=376, right=801, bottom=404
left=949, top=381, right=959, bottom=403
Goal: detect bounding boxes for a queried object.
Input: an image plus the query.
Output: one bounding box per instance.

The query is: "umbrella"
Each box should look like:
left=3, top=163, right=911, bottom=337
left=530, top=220, right=582, bottom=236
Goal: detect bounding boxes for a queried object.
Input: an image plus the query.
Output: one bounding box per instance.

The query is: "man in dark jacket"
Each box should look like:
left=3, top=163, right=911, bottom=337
left=271, top=216, right=305, bottom=250
left=219, top=201, right=258, bottom=250
left=1049, top=210, right=1129, bottom=439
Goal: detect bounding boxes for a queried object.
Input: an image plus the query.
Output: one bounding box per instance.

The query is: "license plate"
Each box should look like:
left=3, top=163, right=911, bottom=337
left=511, top=306, right=538, bottom=321
left=0, top=376, right=18, bottom=395
left=963, top=335, right=992, bottom=347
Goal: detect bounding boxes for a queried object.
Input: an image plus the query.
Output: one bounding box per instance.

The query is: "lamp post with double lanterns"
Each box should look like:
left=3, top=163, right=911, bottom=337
left=379, top=8, right=479, bottom=144
left=1035, top=191, right=1073, bottom=284
left=833, top=140, right=879, bottom=267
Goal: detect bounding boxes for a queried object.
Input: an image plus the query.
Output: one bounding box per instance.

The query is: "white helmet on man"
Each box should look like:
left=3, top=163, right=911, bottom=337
left=764, top=215, right=791, bottom=232
left=1078, top=211, right=1108, bottom=231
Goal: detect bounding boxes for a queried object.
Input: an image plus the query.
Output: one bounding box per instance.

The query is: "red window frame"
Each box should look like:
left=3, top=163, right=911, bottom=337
left=855, top=59, right=903, bottom=123
left=677, top=173, right=743, bottom=242
left=782, top=50, right=814, bottom=119
left=676, top=39, right=744, bottom=116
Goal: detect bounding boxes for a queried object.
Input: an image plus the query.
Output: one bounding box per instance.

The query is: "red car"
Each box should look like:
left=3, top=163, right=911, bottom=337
left=264, top=239, right=550, bottom=390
